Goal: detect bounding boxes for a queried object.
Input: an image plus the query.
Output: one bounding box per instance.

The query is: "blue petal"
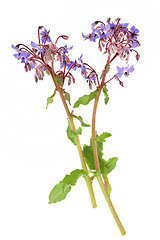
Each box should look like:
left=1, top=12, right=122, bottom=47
left=13, top=53, right=20, bottom=59
left=131, top=41, right=137, bottom=47
left=78, top=54, right=83, bottom=64
left=123, top=23, right=129, bottom=28
left=11, top=44, right=17, bottom=50
left=41, top=37, right=46, bottom=44
left=21, top=58, right=26, bottom=63
left=116, top=72, right=123, bottom=77
left=105, top=24, right=110, bottom=31
left=82, top=33, right=87, bottom=38
left=128, top=65, right=134, bottom=73
left=43, top=28, right=48, bottom=33
left=31, top=41, right=38, bottom=48
left=48, top=37, right=52, bottom=43
left=130, top=26, right=136, bottom=33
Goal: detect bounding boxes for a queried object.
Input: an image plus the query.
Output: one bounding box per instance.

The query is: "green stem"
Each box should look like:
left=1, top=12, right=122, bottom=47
left=96, top=175, right=126, bottom=235
left=91, top=57, right=126, bottom=235
left=47, top=66, right=97, bottom=208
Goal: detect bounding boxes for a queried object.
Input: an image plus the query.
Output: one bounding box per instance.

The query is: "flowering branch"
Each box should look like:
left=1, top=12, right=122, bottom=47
left=12, top=18, right=140, bottom=237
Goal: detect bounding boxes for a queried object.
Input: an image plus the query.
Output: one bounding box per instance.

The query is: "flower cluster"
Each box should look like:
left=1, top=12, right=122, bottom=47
left=12, top=26, right=98, bottom=87
left=82, top=18, right=140, bottom=62
left=82, top=18, right=140, bottom=86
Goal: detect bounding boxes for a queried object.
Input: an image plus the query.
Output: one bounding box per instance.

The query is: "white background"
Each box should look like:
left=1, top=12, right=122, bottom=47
left=0, top=0, right=160, bottom=239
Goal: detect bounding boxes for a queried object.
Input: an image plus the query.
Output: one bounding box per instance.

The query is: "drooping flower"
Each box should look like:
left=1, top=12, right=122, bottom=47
left=12, top=26, right=98, bottom=88
left=82, top=18, right=140, bottom=62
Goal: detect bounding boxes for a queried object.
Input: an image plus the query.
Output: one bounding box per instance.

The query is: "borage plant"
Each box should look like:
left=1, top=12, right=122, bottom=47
left=12, top=18, right=140, bottom=236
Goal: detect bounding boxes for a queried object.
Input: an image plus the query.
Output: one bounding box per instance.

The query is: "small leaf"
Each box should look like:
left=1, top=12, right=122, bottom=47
left=73, top=90, right=98, bottom=108
left=64, top=91, right=71, bottom=105
left=66, top=122, right=82, bottom=145
left=73, top=115, right=90, bottom=127
left=100, top=65, right=110, bottom=79
left=100, top=70, right=104, bottom=79
left=83, top=144, right=95, bottom=170
left=48, top=169, right=88, bottom=204
left=96, top=132, right=112, bottom=143
left=103, top=86, right=109, bottom=105
left=46, top=90, right=56, bottom=109
left=66, top=122, right=76, bottom=145
left=46, top=69, right=50, bottom=75
left=54, top=74, right=63, bottom=86
left=105, top=176, right=112, bottom=194
left=104, top=157, right=118, bottom=174
left=72, top=127, right=82, bottom=136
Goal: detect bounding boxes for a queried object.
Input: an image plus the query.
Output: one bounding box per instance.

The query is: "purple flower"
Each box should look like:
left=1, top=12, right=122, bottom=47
left=116, top=65, right=134, bottom=77
left=82, top=18, right=140, bottom=63
left=30, top=41, right=44, bottom=54
left=40, top=28, right=52, bottom=44
left=82, top=32, right=98, bottom=42
left=116, top=66, right=124, bottom=77
left=12, top=46, right=31, bottom=63
left=123, top=23, right=129, bottom=28
left=130, top=26, right=139, bottom=40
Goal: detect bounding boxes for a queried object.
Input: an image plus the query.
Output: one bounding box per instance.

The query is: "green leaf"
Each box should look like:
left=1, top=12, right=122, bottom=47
left=103, top=86, right=109, bottom=105
left=83, top=133, right=118, bottom=176
left=66, top=122, right=76, bottom=145
left=64, top=91, right=71, bottom=105
left=96, top=132, right=112, bottom=143
left=63, top=169, right=88, bottom=188
left=73, top=90, right=98, bottom=108
left=46, top=69, right=50, bottom=75
left=83, top=144, right=95, bottom=170
left=48, top=169, right=88, bottom=204
left=66, top=122, right=82, bottom=145
left=73, top=115, right=90, bottom=127
left=46, top=90, right=56, bottom=109
left=100, top=65, right=110, bottom=79
left=48, top=181, right=71, bottom=204
left=100, top=70, right=104, bottom=80
left=104, top=157, right=118, bottom=174
left=105, top=176, right=112, bottom=194
left=54, top=74, right=63, bottom=86
left=72, top=127, right=82, bottom=136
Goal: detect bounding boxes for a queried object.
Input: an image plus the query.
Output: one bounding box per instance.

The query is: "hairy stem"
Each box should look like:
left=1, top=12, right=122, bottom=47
left=91, top=57, right=126, bottom=235
left=47, top=65, right=97, bottom=208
